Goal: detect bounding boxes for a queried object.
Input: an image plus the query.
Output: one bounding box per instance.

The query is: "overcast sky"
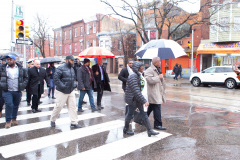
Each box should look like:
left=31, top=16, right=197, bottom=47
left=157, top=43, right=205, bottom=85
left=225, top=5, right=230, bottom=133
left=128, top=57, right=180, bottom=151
left=0, top=0, right=200, bottom=50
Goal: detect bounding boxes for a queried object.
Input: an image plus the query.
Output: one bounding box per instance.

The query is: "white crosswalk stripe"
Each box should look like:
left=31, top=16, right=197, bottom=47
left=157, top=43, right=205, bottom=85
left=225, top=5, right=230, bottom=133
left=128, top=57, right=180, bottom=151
left=1, top=103, right=56, bottom=114
left=0, top=120, right=124, bottom=158
left=0, top=102, right=172, bottom=159
left=0, top=113, right=105, bottom=137
left=0, top=107, right=88, bottom=124
left=62, top=131, right=172, bottom=160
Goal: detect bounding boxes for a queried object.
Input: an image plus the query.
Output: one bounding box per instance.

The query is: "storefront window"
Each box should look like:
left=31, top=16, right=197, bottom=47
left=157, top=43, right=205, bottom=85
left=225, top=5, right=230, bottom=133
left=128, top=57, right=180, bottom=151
left=213, top=54, right=240, bottom=66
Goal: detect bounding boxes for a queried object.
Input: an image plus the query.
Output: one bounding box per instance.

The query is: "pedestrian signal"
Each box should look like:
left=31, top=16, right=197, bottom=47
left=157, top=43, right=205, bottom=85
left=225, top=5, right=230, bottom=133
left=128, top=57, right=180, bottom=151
left=188, top=41, right=191, bottom=49
left=16, top=20, right=24, bottom=38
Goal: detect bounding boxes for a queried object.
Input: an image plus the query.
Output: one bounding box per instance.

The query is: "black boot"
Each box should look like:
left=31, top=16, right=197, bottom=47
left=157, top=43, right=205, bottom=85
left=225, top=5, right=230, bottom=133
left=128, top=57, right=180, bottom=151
left=123, top=119, right=134, bottom=135
left=143, top=118, right=159, bottom=137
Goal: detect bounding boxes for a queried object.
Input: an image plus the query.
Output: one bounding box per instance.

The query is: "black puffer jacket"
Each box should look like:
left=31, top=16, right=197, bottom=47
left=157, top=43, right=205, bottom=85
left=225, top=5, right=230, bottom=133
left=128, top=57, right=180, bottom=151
left=54, top=63, right=77, bottom=94
left=125, top=61, right=147, bottom=106
left=0, top=62, right=28, bottom=92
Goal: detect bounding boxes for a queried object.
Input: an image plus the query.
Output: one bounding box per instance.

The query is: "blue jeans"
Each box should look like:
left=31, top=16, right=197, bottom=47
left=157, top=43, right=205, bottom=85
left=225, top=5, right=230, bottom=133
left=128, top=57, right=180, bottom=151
left=48, top=79, right=55, bottom=97
left=174, top=73, right=179, bottom=80
left=2, top=91, right=22, bottom=122
left=78, top=87, right=95, bottom=110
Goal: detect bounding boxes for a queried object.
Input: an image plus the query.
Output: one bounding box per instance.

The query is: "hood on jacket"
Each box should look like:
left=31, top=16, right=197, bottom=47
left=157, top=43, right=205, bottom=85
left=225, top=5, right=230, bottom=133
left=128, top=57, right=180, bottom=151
left=132, top=61, right=144, bottom=75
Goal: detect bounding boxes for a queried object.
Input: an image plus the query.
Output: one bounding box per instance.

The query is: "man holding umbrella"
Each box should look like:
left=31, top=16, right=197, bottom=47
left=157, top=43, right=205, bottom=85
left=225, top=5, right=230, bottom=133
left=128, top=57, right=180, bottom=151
left=92, top=58, right=111, bottom=110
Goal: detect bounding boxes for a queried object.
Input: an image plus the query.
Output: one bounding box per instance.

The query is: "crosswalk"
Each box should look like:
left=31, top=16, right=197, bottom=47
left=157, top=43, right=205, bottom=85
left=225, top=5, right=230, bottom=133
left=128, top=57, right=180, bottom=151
left=0, top=101, right=172, bottom=159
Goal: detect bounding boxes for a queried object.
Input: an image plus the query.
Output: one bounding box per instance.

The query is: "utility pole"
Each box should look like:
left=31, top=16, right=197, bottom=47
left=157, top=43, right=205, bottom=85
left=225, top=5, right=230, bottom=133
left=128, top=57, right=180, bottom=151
left=191, top=29, right=194, bottom=75
left=11, top=0, right=15, bottom=52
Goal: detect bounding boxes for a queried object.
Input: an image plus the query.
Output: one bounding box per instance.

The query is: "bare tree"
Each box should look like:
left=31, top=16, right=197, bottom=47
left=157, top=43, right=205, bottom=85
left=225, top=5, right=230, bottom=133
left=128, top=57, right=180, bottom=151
left=100, top=0, right=224, bottom=43
left=30, top=14, right=51, bottom=58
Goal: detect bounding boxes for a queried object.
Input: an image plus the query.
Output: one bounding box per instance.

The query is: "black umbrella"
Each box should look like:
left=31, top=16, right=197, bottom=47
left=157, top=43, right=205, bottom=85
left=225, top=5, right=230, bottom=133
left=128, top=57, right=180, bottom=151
left=0, top=51, right=22, bottom=57
left=40, top=57, right=61, bottom=64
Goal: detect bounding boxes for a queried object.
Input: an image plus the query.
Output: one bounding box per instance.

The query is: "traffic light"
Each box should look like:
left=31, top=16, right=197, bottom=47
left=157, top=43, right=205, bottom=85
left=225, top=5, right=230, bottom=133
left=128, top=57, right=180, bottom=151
left=188, top=41, right=192, bottom=49
left=25, top=26, right=29, bottom=37
left=16, top=19, right=24, bottom=38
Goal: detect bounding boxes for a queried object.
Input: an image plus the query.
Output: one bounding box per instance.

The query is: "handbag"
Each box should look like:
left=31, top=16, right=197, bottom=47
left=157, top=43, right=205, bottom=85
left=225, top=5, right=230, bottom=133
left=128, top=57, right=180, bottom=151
left=133, top=108, right=143, bottom=125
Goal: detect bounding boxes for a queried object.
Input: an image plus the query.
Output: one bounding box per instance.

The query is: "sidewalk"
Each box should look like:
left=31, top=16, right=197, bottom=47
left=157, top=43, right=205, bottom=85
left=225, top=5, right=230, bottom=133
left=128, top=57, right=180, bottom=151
left=108, top=74, right=191, bottom=87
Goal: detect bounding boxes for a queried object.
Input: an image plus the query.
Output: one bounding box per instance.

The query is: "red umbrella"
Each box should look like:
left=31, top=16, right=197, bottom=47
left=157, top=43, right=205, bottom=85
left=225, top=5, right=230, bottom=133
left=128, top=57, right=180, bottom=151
left=78, top=47, right=115, bottom=58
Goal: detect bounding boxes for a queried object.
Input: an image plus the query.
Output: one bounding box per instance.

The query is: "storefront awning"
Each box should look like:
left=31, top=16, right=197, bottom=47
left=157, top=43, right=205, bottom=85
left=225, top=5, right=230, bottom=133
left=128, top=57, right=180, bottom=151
left=197, top=42, right=240, bottom=54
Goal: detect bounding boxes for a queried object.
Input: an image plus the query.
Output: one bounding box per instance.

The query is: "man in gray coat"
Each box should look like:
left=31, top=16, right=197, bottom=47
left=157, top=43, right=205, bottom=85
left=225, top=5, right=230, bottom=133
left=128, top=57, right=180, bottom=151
left=77, top=58, right=98, bottom=112
left=144, top=57, right=166, bottom=130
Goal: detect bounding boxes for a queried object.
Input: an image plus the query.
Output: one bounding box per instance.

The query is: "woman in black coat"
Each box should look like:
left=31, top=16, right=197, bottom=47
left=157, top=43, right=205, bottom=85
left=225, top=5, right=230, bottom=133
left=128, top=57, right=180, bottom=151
left=124, top=61, right=159, bottom=137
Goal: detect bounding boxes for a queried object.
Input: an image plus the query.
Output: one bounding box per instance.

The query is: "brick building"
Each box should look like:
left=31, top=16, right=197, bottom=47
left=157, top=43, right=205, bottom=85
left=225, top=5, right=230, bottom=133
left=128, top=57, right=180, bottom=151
left=53, top=14, right=136, bottom=73
left=136, top=0, right=211, bottom=75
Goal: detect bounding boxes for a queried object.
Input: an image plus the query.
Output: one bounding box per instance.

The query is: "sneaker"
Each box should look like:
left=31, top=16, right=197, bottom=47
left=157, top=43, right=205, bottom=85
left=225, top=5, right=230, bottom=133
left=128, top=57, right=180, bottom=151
left=91, top=108, right=98, bottom=112
left=70, top=124, right=81, bottom=128
left=52, top=97, right=56, bottom=99
left=5, top=122, right=11, bottom=129
left=27, top=102, right=31, bottom=106
left=11, top=119, right=18, bottom=125
left=50, top=121, right=56, bottom=127
left=78, top=108, right=84, bottom=112
left=48, top=95, right=50, bottom=98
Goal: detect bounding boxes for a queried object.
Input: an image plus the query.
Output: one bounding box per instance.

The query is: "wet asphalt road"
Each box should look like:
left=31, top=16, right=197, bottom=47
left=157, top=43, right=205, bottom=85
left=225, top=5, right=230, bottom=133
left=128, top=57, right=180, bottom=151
left=0, top=76, right=239, bottom=160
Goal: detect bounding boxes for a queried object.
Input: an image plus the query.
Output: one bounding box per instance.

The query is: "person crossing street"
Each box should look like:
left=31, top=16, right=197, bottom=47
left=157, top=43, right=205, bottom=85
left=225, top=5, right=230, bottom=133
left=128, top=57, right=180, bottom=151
left=92, top=58, right=111, bottom=110
left=28, top=60, right=50, bottom=113
left=50, top=55, right=81, bottom=128
left=0, top=55, right=28, bottom=128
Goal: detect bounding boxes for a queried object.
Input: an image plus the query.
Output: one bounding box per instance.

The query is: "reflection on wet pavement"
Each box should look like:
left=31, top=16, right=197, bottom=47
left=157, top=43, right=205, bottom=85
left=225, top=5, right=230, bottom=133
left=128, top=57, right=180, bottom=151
left=0, top=77, right=239, bottom=159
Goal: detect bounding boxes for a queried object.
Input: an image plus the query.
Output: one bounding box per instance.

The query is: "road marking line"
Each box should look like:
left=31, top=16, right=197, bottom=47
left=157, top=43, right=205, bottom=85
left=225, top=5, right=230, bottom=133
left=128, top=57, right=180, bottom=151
left=0, top=107, right=88, bottom=123
left=62, top=131, right=172, bottom=160
left=0, top=113, right=105, bottom=137
left=0, top=120, right=124, bottom=158
left=1, top=103, right=56, bottom=114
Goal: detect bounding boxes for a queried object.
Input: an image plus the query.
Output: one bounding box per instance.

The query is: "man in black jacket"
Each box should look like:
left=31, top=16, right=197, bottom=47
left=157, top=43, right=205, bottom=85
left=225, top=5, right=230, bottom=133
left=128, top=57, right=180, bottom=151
left=118, top=59, right=133, bottom=115
left=124, top=61, right=159, bottom=137
left=0, top=58, right=6, bottom=118
left=74, top=58, right=82, bottom=78
left=46, top=63, right=56, bottom=99
left=92, top=58, right=111, bottom=110
left=118, top=59, right=133, bottom=92
left=0, top=55, right=28, bottom=128
left=26, top=61, right=34, bottom=106
left=77, top=58, right=98, bottom=112
left=28, top=60, right=50, bottom=113
left=50, top=55, right=81, bottom=128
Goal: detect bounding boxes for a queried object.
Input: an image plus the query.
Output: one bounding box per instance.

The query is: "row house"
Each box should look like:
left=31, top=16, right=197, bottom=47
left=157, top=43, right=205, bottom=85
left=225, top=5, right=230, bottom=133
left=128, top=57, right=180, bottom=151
left=136, top=0, right=211, bottom=76
left=53, top=14, right=136, bottom=73
left=197, top=0, right=240, bottom=70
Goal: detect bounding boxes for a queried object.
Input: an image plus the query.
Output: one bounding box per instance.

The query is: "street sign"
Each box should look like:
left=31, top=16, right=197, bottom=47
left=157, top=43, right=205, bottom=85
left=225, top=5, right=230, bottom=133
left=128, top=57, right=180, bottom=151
left=35, top=47, right=39, bottom=52
left=36, top=51, right=41, bottom=55
left=16, top=39, right=33, bottom=45
left=14, top=5, right=24, bottom=19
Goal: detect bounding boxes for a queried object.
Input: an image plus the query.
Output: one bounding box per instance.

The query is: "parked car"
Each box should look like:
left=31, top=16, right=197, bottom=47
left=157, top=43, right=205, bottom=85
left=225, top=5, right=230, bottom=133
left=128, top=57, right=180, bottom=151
left=189, top=66, right=240, bottom=89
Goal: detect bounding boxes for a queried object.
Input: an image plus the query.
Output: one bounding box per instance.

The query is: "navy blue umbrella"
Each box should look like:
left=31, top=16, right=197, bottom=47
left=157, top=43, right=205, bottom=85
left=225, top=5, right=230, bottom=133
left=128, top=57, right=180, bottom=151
left=135, top=39, right=186, bottom=59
